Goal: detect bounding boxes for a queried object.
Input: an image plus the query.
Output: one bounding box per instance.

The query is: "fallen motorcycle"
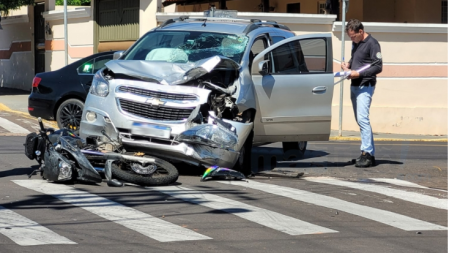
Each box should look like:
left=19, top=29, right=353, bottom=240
left=24, top=118, right=178, bottom=187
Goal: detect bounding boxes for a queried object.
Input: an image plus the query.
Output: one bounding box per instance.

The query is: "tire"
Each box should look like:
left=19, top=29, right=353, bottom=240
left=112, top=156, right=179, bottom=186
left=56, top=99, right=84, bottom=134
left=233, top=131, right=254, bottom=176
left=282, top=141, right=307, bottom=159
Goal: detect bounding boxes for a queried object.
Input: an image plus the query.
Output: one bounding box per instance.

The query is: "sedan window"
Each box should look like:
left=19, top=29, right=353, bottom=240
left=77, top=54, right=113, bottom=75
left=77, top=59, right=94, bottom=74
left=93, top=54, right=114, bottom=73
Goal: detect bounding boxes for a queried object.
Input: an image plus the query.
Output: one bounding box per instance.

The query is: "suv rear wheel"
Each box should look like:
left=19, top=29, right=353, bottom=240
left=282, top=141, right=307, bottom=159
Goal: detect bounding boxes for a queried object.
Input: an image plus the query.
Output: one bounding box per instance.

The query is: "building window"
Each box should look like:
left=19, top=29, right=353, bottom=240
left=318, top=1, right=326, bottom=14
left=287, top=3, right=300, bottom=13
left=442, top=0, right=448, bottom=23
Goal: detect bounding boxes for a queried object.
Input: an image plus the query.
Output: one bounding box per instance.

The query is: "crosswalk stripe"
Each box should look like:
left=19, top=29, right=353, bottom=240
left=0, top=206, right=76, bottom=246
left=13, top=180, right=211, bottom=242
left=370, top=178, right=448, bottom=192
left=148, top=185, right=338, bottom=235
left=219, top=180, right=447, bottom=231
left=304, top=177, right=448, bottom=210
left=0, top=117, right=30, bottom=134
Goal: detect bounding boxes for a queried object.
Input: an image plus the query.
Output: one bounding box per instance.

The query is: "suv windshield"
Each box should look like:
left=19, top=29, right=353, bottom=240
left=123, top=31, right=249, bottom=64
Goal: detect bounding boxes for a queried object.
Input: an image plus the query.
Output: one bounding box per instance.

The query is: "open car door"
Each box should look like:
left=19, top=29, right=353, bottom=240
left=251, top=33, right=334, bottom=143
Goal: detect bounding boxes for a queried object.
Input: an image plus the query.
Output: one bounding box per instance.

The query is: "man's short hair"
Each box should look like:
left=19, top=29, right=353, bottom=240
left=345, top=19, right=364, bottom=33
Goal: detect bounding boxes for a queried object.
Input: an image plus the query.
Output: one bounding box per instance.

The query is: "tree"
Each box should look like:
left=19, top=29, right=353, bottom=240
left=0, top=0, right=35, bottom=15
left=55, top=0, right=91, bottom=6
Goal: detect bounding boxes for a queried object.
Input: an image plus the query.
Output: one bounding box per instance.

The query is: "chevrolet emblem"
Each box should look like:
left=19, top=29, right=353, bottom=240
left=146, top=98, right=165, bottom=107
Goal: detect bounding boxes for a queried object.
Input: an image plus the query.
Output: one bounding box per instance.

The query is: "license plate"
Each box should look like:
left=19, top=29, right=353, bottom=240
left=131, top=122, right=171, bottom=139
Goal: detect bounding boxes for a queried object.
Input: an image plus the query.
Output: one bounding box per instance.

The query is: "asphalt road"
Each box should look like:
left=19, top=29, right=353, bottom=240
left=0, top=136, right=447, bottom=253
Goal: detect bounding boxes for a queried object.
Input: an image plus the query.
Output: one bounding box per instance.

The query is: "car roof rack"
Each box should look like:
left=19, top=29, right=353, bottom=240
left=158, top=15, right=290, bottom=33
left=159, top=15, right=190, bottom=28
left=243, top=20, right=291, bottom=34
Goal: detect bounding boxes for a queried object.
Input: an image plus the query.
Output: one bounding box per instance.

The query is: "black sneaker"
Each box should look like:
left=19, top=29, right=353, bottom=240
left=355, top=152, right=374, bottom=167
left=351, top=152, right=364, bottom=164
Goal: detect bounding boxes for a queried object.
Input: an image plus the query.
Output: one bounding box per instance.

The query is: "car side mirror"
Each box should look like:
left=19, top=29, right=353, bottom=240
left=113, top=51, right=124, bottom=60
left=258, top=60, right=269, bottom=76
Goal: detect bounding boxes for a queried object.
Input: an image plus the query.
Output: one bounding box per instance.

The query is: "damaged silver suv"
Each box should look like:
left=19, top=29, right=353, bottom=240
left=80, top=16, right=334, bottom=175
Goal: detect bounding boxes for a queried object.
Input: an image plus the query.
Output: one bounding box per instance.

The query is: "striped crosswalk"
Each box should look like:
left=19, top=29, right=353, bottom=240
left=0, top=112, right=56, bottom=136
left=0, top=117, right=30, bottom=134
left=218, top=180, right=447, bottom=231
left=0, top=206, right=76, bottom=246
left=2, top=177, right=447, bottom=246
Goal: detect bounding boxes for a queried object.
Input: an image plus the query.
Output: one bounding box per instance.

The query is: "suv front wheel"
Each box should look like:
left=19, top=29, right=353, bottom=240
left=233, top=131, right=254, bottom=176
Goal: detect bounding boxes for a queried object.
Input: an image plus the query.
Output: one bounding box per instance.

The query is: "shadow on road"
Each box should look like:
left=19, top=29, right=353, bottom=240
left=0, top=165, right=40, bottom=178
left=0, top=87, right=29, bottom=96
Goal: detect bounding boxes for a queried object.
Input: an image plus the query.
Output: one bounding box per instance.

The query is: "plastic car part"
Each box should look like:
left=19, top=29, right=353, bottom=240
left=201, top=166, right=246, bottom=181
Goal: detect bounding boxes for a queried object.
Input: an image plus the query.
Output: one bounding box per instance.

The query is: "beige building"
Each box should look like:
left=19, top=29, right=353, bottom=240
left=0, top=0, right=448, bottom=136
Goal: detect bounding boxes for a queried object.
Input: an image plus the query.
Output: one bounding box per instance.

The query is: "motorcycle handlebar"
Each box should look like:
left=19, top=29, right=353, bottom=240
left=38, top=117, right=45, bottom=132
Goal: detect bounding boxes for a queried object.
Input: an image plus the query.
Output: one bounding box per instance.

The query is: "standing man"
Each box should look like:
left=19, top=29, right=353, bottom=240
left=341, top=19, right=382, bottom=167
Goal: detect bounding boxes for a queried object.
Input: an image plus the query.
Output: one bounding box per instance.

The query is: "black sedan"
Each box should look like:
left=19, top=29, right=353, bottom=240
left=28, top=51, right=116, bottom=132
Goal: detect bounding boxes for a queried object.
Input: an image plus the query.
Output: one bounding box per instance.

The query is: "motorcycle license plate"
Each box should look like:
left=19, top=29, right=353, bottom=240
left=131, top=122, right=171, bottom=139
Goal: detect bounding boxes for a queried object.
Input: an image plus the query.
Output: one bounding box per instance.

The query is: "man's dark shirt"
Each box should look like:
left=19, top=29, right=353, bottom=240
left=349, top=33, right=383, bottom=86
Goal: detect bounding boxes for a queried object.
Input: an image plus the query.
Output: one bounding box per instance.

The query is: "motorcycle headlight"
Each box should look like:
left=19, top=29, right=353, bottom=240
left=90, top=72, right=109, bottom=97
left=58, top=160, right=72, bottom=181
left=176, top=124, right=238, bottom=150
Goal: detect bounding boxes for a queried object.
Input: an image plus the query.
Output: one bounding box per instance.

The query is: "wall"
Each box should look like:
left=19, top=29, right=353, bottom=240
left=0, top=6, right=34, bottom=91
left=140, top=0, right=159, bottom=37
left=414, top=0, right=442, bottom=23
left=363, top=0, right=395, bottom=22
left=332, top=22, right=448, bottom=136
left=43, top=6, right=94, bottom=71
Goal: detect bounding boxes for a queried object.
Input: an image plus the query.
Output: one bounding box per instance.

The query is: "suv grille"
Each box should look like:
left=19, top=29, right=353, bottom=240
left=118, top=86, right=197, bottom=101
left=119, top=99, right=194, bottom=121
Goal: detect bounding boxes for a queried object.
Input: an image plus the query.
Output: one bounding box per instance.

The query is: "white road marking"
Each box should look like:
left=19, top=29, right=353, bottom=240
left=370, top=178, right=448, bottom=192
left=219, top=180, right=447, bottom=231
left=0, top=206, right=76, bottom=246
left=304, top=177, right=448, bottom=210
left=0, top=117, right=30, bottom=133
left=148, top=185, right=337, bottom=236
left=13, top=180, right=211, bottom=242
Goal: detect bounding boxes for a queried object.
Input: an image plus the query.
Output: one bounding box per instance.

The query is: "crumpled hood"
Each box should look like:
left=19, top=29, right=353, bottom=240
left=105, top=56, right=240, bottom=85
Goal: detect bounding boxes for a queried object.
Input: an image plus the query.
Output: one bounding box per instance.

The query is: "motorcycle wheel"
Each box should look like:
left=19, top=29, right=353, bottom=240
left=111, top=156, right=179, bottom=186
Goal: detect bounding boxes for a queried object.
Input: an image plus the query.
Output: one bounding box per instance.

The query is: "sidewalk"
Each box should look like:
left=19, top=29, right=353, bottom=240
left=0, top=87, right=447, bottom=142
left=0, top=87, right=58, bottom=128
left=329, top=130, right=447, bottom=142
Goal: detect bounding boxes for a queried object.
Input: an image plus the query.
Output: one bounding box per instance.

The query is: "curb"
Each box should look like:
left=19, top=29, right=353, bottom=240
left=0, top=103, right=58, bottom=129
left=329, top=136, right=448, bottom=142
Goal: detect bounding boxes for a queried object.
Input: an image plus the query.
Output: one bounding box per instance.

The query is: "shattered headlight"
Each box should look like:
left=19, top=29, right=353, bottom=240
left=58, top=160, right=72, bottom=181
left=176, top=124, right=238, bottom=150
left=90, top=71, right=109, bottom=97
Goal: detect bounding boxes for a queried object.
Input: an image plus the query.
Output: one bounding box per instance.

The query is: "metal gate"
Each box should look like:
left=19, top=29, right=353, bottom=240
left=34, top=3, right=45, bottom=74
left=95, top=0, right=140, bottom=52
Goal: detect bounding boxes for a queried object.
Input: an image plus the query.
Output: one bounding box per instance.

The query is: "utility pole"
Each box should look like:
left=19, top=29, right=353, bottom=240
left=339, top=0, right=349, bottom=136
left=64, top=0, right=68, bottom=66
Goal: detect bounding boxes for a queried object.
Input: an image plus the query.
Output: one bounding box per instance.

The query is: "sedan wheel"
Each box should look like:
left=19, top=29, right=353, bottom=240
left=56, top=99, right=84, bottom=133
left=282, top=141, right=307, bottom=159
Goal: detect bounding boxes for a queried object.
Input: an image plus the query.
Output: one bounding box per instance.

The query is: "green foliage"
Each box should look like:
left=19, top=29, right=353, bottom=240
left=55, top=0, right=91, bottom=6
left=0, top=0, right=35, bottom=15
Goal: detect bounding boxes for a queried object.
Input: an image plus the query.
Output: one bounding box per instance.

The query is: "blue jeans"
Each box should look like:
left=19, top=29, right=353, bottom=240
left=351, top=85, right=375, bottom=156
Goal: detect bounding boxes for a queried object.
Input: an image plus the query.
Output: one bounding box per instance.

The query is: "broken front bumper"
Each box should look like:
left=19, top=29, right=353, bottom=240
left=80, top=107, right=242, bottom=168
